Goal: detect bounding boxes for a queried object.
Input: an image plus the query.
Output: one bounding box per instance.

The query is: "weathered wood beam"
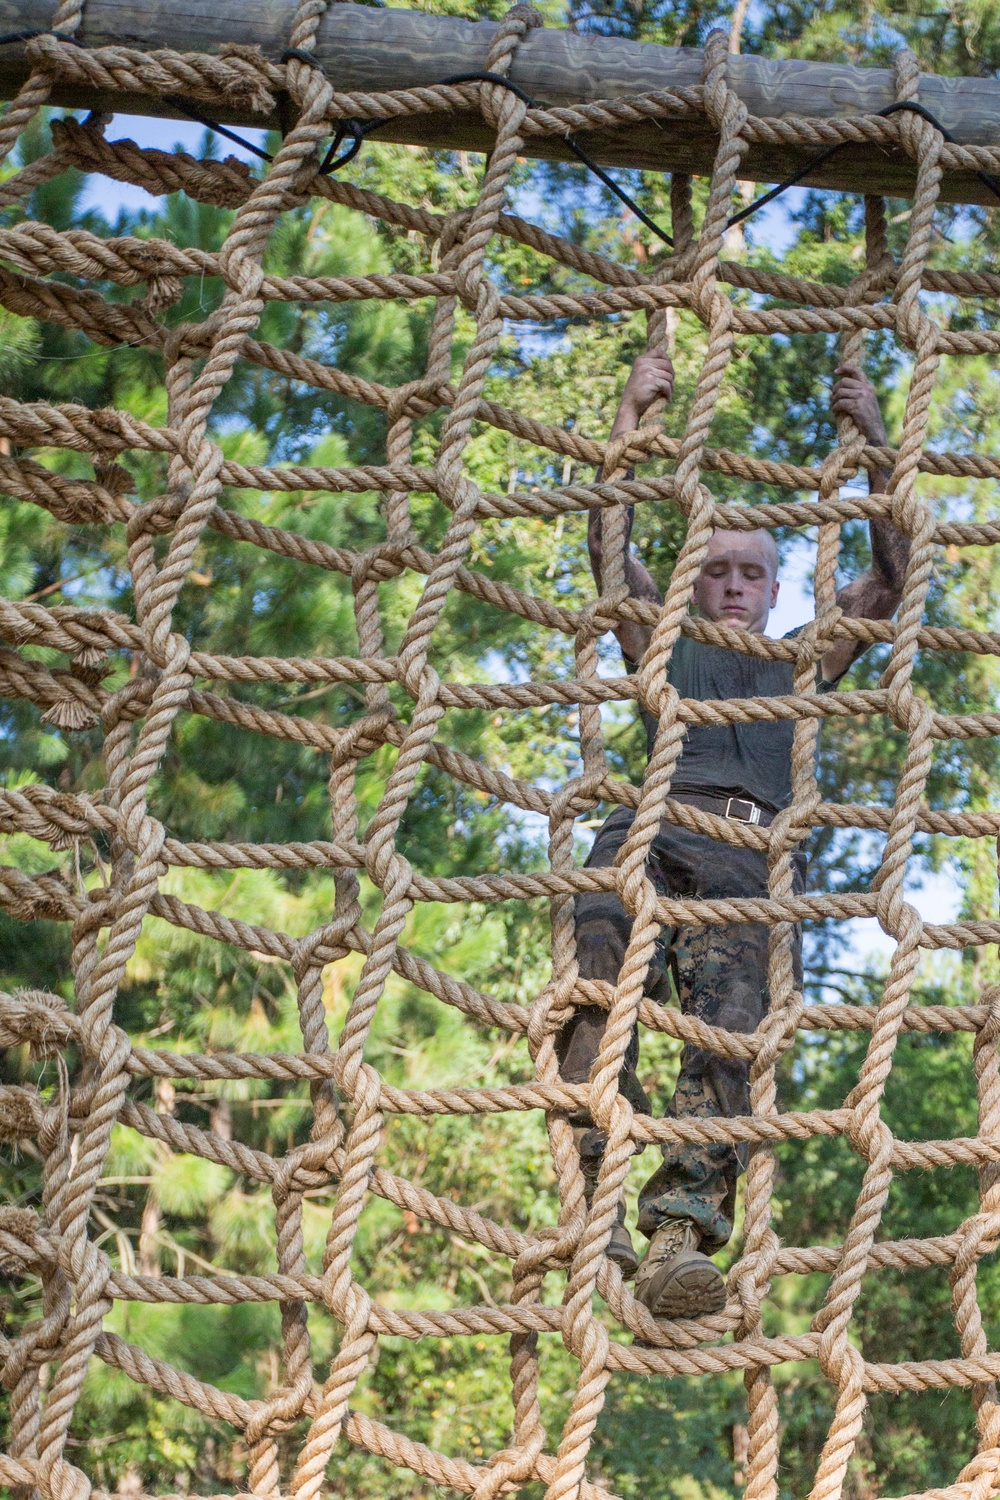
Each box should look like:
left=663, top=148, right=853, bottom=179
left=1, top=0, right=998, bottom=204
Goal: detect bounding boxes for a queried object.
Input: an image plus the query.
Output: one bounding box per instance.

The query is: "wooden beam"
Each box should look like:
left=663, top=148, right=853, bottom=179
left=1, top=0, right=998, bottom=204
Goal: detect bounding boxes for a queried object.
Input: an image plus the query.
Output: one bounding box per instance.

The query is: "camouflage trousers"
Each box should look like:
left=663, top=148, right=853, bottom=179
left=557, top=806, right=804, bottom=1252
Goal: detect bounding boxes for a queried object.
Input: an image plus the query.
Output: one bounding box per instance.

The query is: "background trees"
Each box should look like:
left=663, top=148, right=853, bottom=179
left=3, top=1, right=1000, bottom=1494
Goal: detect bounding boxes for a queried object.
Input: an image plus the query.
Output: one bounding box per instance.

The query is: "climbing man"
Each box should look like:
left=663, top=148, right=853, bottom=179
left=558, top=350, right=908, bottom=1319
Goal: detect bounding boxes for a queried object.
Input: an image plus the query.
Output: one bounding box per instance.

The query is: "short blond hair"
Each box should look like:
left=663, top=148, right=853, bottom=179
left=704, top=528, right=779, bottom=580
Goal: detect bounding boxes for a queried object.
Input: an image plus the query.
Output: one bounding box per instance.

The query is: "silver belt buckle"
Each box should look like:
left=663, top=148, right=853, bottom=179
left=725, top=796, right=761, bottom=825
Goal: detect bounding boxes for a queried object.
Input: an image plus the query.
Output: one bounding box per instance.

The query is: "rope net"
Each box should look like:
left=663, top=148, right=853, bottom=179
left=2, top=7, right=1000, bottom=1499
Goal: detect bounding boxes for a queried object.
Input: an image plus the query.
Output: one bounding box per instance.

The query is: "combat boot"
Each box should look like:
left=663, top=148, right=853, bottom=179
left=576, top=1132, right=639, bottom=1279
left=603, top=1202, right=640, bottom=1280
left=634, top=1217, right=726, bottom=1318
left=582, top=1177, right=639, bottom=1279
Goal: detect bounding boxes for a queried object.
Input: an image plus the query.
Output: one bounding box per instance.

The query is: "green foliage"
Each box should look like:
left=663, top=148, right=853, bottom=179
left=3, top=2, right=1000, bottom=1495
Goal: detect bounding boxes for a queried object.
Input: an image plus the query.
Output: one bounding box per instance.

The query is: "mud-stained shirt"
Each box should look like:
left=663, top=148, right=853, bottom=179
left=626, top=630, right=848, bottom=815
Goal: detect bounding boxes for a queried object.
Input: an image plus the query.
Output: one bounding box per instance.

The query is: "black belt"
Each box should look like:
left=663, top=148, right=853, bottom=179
left=670, top=791, right=776, bottom=828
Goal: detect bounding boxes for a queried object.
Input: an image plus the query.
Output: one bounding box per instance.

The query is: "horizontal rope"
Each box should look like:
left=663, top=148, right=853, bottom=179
left=2, top=17, right=999, bottom=1500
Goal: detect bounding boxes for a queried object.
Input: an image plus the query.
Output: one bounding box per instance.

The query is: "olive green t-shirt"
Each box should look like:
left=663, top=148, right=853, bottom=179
left=628, top=630, right=846, bottom=815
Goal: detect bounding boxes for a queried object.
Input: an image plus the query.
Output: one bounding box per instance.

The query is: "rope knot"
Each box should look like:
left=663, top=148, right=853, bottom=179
left=216, top=43, right=280, bottom=116
left=847, top=1108, right=894, bottom=1165
left=0, top=1205, right=41, bottom=1257
left=0, top=1085, right=45, bottom=1144
left=0, top=989, right=73, bottom=1059
left=816, top=1323, right=865, bottom=1390
left=385, top=380, right=436, bottom=427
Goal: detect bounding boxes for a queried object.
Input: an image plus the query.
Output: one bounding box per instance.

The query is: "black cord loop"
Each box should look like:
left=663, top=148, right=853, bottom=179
left=0, top=28, right=85, bottom=47
left=730, top=99, right=1000, bottom=228
left=162, top=95, right=274, bottom=162
left=4, top=30, right=1000, bottom=243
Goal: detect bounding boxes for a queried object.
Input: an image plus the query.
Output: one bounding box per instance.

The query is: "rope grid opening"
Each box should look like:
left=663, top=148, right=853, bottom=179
left=3, top=5, right=1000, bottom=1498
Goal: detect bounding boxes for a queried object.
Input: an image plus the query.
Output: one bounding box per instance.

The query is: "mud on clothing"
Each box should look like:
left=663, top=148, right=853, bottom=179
left=558, top=631, right=844, bottom=1250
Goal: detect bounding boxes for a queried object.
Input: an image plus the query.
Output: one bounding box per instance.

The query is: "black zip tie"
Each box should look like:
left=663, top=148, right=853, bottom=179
left=319, top=119, right=370, bottom=174
left=162, top=95, right=273, bottom=162
left=254, top=52, right=1000, bottom=237
left=281, top=49, right=376, bottom=174
left=0, top=29, right=85, bottom=47
left=880, top=100, right=1000, bottom=206
left=282, top=55, right=476, bottom=180
left=0, top=26, right=276, bottom=163
left=436, top=71, right=673, bottom=245
left=282, top=48, right=324, bottom=67
left=278, top=52, right=673, bottom=237
left=729, top=98, right=1000, bottom=228
left=11, top=29, right=998, bottom=240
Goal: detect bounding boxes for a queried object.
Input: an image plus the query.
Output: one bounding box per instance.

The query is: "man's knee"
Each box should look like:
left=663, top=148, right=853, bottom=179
left=678, top=925, right=769, bottom=1033
left=637, top=1146, right=737, bottom=1250
left=556, top=1003, right=650, bottom=1114
left=704, top=1054, right=752, bottom=1123
left=573, top=892, right=632, bottom=983
left=714, top=973, right=766, bottom=1037
left=556, top=1006, right=607, bottom=1085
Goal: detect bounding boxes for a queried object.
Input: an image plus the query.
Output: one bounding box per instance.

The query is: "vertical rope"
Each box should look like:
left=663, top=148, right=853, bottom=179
left=0, top=19, right=994, bottom=1500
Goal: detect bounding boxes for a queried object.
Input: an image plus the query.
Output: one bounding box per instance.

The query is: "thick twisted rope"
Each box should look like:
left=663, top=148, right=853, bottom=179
left=1, top=12, right=999, bottom=1500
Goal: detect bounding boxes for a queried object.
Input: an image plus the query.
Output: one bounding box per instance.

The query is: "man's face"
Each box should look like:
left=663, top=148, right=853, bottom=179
left=692, top=532, right=779, bottom=633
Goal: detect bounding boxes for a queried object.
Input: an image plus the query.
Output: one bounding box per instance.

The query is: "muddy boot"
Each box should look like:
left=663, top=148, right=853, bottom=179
left=634, top=1217, right=726, bottom=1319
left=602, top=1199, right=640, bottom=1280
left=576, top=1130, right=639, bottom=1279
